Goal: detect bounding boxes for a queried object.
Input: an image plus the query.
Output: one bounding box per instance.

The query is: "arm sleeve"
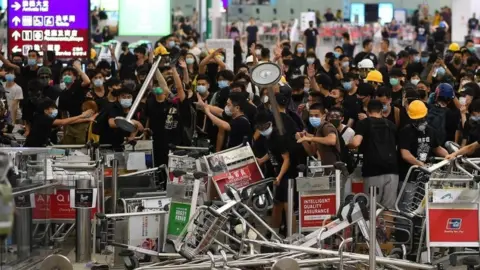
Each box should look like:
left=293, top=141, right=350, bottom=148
left=398, top=127, right=410, bottom=150
left=355, top=119, right=368, bottom=137
left=14, top=86, right=23, bottom=100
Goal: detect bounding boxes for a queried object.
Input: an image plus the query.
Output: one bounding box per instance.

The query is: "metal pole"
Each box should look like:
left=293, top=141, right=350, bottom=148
left=114, top=56, right=162, bottom=132
left=15, top=208, right=31, bottom=260
left=76, top=178, right=92, bottom=262
left=287, top=178, right=293, bottom=238
left=369, top=186, right=377, bottom=270
left=112, top=159, right=119, bottom=214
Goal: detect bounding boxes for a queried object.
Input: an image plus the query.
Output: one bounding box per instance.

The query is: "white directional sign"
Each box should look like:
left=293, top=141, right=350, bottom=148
left=11, top=1, right=21, bottom=11
left=11, top=31, right=20, bottom=41
left=12, top=16, right=20, bottom=26
left=11, top=45, right=21, bottom=53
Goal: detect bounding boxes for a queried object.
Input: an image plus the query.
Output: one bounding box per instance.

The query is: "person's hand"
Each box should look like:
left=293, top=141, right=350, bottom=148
left=297, top=136, right=311, bottom=143
left=274, top=44, right=282, bottom=59
left=295, top=131, right=304, bottom=140
left=178, top=59, right=187, bottom=69
left=0, top=70, right=6, bottom=78
left=195, top=93, right=207, bottom=110
left=133, top=120, right=144, bottom=132
left=73, top=60, right=82, bottom=71
left=445, top=152, right=457, bottom=160
left=358, top=113, right=367, bottom=120
left=307, top=64, right=316, bottom=78
left=87, top=113, right=98, bottom=122
left=143, top=128, right=152, bottom=137
left=334, top=59, right=340, bottom=68
left=249, top=43, right=256, bottom=56
left=108, top=45, right=115, bottom=57
left=86, top=91, right=93, bottom=98
left=297, top=103, right=306, bottom=112
left=274, top=176, right=281, bottom=186
left=80, top=109, right=93, bottom=118
left=460, top=105, right=468, bottom=114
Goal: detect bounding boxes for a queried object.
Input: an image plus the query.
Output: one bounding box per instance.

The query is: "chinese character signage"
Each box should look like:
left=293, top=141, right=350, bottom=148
left=7, top=0, right=90, bottom=58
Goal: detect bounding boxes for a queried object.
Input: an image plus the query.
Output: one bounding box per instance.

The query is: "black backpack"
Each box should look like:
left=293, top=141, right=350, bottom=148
left=426, top=104, right=447, bottom=145
left=337, top=127, right=356, bottom=174
left=367, top=118, right=397, bottom=168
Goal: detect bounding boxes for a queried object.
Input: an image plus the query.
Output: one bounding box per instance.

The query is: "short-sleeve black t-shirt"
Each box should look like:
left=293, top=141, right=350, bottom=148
left=246, top=25, right=258, bottom=43
left=355, top=117, right=398, bottom=177
left=104, top=103, right=130, bottom=148
left=265, top=128, right=297, bottom=178
left=24, top=113, right=55, bottom=147
left=227, top=115, right=252, bottom=148
left=119, top=52, right=137, bottom=81
left=303, top=28, right=318, bottom=47
left=58, top=80, right=88, bottom=117
left=398, top=124, right=440, bottom=181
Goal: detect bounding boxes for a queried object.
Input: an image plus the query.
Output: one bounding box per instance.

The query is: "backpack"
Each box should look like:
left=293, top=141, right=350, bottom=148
left=366, top=118, right=397, bottom=168
left=426, top=104, right=447, bottom=145
left=338, top=127, right=356, bottom=174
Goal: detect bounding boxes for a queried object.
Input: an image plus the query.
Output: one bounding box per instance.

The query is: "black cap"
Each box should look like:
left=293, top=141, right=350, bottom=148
left=315, top=72, right=333, bottom=90
left=275, top=93, right=289, bottom=106
left=397, top=50, right=409, bottom=58
left=408, top=48, right=419, bottom=55
left=357, top=82, right=375, bottom=97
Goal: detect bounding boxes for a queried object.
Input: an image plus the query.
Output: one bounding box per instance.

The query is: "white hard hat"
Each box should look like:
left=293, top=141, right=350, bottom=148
left=358, top=59, right=374, bottom=69
left=246, top=55, right=254, bottom=64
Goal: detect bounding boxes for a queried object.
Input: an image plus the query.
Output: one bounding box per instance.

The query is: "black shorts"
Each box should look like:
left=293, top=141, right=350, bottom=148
left=274, top=176, right=295, bottom=203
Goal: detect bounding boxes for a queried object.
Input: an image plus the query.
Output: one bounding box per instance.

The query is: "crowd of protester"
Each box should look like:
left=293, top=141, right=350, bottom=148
left=0, top=10, right=480, bottom=237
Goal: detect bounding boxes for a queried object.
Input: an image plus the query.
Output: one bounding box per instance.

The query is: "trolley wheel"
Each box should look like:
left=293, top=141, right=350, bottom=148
left=344, top=194, right=355, bottom=204
left=252, top=194, right=268, bottom=212
left=272, top=258, right=300, bottom=270
left=354, top=193, right=369, bottom=206
left=118, top=250, right=139, bottom=270
left=387, top=248, right=403, bottom=259
left=39, top=254, right=73, bottom=270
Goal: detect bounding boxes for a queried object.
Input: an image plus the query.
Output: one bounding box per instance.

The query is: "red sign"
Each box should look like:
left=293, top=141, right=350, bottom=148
left=300, top=194, right=336, bottom=228
left=428, top=209, right=479, bottom=243
left=212, top=162, right=263, bottom=194
left=33, top=190, right=97, bottom=220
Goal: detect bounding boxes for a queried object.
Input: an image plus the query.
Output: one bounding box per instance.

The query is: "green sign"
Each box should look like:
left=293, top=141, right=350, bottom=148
left=167, top=202, right=191, bottom=236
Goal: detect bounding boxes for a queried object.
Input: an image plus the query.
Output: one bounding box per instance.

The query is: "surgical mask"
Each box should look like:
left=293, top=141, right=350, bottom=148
left=333, top=52, right=341, bottom=58
left=414, top=120, right=427, bottom=132
left=62, top=75, right=73, bottom=84
left=186, top=58, right=195, bottom=65
left=255, top=49, right=261, bottom=55
left=468, top=47, right=475, bottom=53
left=120, top=98, right=132, bottom=108
left=153, top=87, right=163, bottom=95
left=197, top=85, right=207, bottom=94
left=382, top=104, right=389, bottom=112
left=262, top=95, right=269, bottom=104
left=471, top=115, right=480, bottom=122
left=342, top=61, right=349, bottom=68
left=297, top=47, right=305, bottom=53
left=59, top=82, right=66, bottom=90
left=390, top=78, right=399, bottom=86
left=413, top=56, right=420, bottom=63
left=5, top=74, right=15, bottom=82
left=459, top=97, right=466, bottom=105
left=309, top=117, right=321, bottom=128
left=49, top=109, right=58, bottom=118
left=342, top=81, right=352, bottom=90
left=260, top=126, right=273, bottom=137
left=27, top=58, right=37, bottom=66
left=411, top=79, right=420, bottom=85
left=421, top=57, right=429, bottom=64
left=330, top=119, right=341, bottom=128
left=304, top=87, right=310, bottom=92
left=168, top=40, right=176, bottom=48
left=187, top=42, right=194, bottom=48
left=224, top=105, right=232, bottom=116
left=93, top=78, right=103, bottom=87
left=306, top=58, right=315, bottom=65
left=436, top=67, right=446, bottom=76
left=218, top=80, right=229, bottom=88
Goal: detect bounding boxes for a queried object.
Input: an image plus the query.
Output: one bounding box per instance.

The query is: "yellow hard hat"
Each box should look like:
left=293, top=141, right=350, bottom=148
left=90, top=48, right=97, bottom=59
left=448, top=43, right=460, bottom=52
left=154, top=44, right=169, bottom=56
left=407, top=100, right=428, bottom=119
left=365, top=70, right=383, bottom=83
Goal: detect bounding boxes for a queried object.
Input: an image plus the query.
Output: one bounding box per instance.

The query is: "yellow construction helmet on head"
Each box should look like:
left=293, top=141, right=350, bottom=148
left=407, top=100, right=428, bottom=119
left=448, top=43, right=460, bottom=52
left=366, top=70, right=383, bottom=83
left=90, top=48, right=97, bottom=60
left=154, top=44, right=169, bottom=56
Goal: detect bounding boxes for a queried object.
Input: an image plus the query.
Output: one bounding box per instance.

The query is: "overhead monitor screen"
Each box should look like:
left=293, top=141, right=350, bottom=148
left=350, top=3, right=365, bottom=25
left=378, top=3, right=394, bottom=25
left=118, top=0, right=171, bottom=36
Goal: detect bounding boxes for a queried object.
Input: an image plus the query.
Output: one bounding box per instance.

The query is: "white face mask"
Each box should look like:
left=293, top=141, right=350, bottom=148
left=262, top=95, right=269, bottom=104
left=59, top=82, right=66, bottom=90
left=459, top=97, right=466, bottom=106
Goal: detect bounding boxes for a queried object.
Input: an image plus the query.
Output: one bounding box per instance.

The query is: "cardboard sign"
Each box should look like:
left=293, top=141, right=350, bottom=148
left=33, top=190, right=97, bottom=220
left=300, top=194, right=336, bottom=228
left=428, top=208, right=479, bottom=244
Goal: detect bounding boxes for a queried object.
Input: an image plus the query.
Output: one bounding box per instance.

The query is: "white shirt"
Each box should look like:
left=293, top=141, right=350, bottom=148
left=340, top=125, right=355, bottom=145
left=4, top=83, right=23, bottom=122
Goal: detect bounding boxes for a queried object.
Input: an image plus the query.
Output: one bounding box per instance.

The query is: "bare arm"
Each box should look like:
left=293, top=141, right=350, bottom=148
left=154, top=68, right=169, bottom=92
left=348, top=134, right=363, bottom=149
left=216, top=128, right=225, bottom=152
left=172, top=68, right=185, bottom=102
left=400, top=149, right=425, bottom=166
left=205, top=108, right=230, bottom=131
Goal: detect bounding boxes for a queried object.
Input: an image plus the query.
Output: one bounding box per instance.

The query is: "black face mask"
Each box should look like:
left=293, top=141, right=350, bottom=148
left=453, top=57, right=462, bottom=65
left=291, top=93, right=304, bottom=102
left=328, top=58, right=335, bottom=66
left=386, top=58, right=395, bottom=66
left=39, top=78, right=49, bottom=87
left=417, top=90, right=427, bottom=99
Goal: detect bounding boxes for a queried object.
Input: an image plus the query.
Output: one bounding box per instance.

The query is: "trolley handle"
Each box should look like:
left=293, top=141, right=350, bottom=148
left=418, top=159, right=452, bottom=174
left=119, top=165, right=166, bottom=178
left=462, top=157, right=480, bottom=172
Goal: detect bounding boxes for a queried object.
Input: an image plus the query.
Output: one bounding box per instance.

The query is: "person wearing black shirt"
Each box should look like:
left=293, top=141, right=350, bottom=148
left=349, top=100, right=398, bottom=210
left=246, top=18, right=259, bottom=49
left=353, top=39, right=378, bottom=67
left=118, top=42, right=137, bottom=81
left=58, top=62, right=92, bottom=144
left=198, top=92, right=252, bottom=149
left=341, top=32, right=356, bottom=58
left=324, top=8, right=335, bottom=22
left=194, top=75, right=217, bottom=147
left=255, top=111, right=297, bottom=233
left=432, top=24, right=447, bottom=54
left=145, top=67, right=189, bottom=167
left=398, top=101, right=447, bottom=204
left=388, top=68, right=405, bottom=106
left=446, top=50, right=463, bottom=81
left=303, top=21, right=319, bottom=53
left=460, top=99, right=480, bottom=156
left=24, top=99, right=94, bottom=147
left=414, top=20, right=429, bottom=51
left=468, top=13, right=479, bottom=34
left=107, top=87, right=144, bottom=150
